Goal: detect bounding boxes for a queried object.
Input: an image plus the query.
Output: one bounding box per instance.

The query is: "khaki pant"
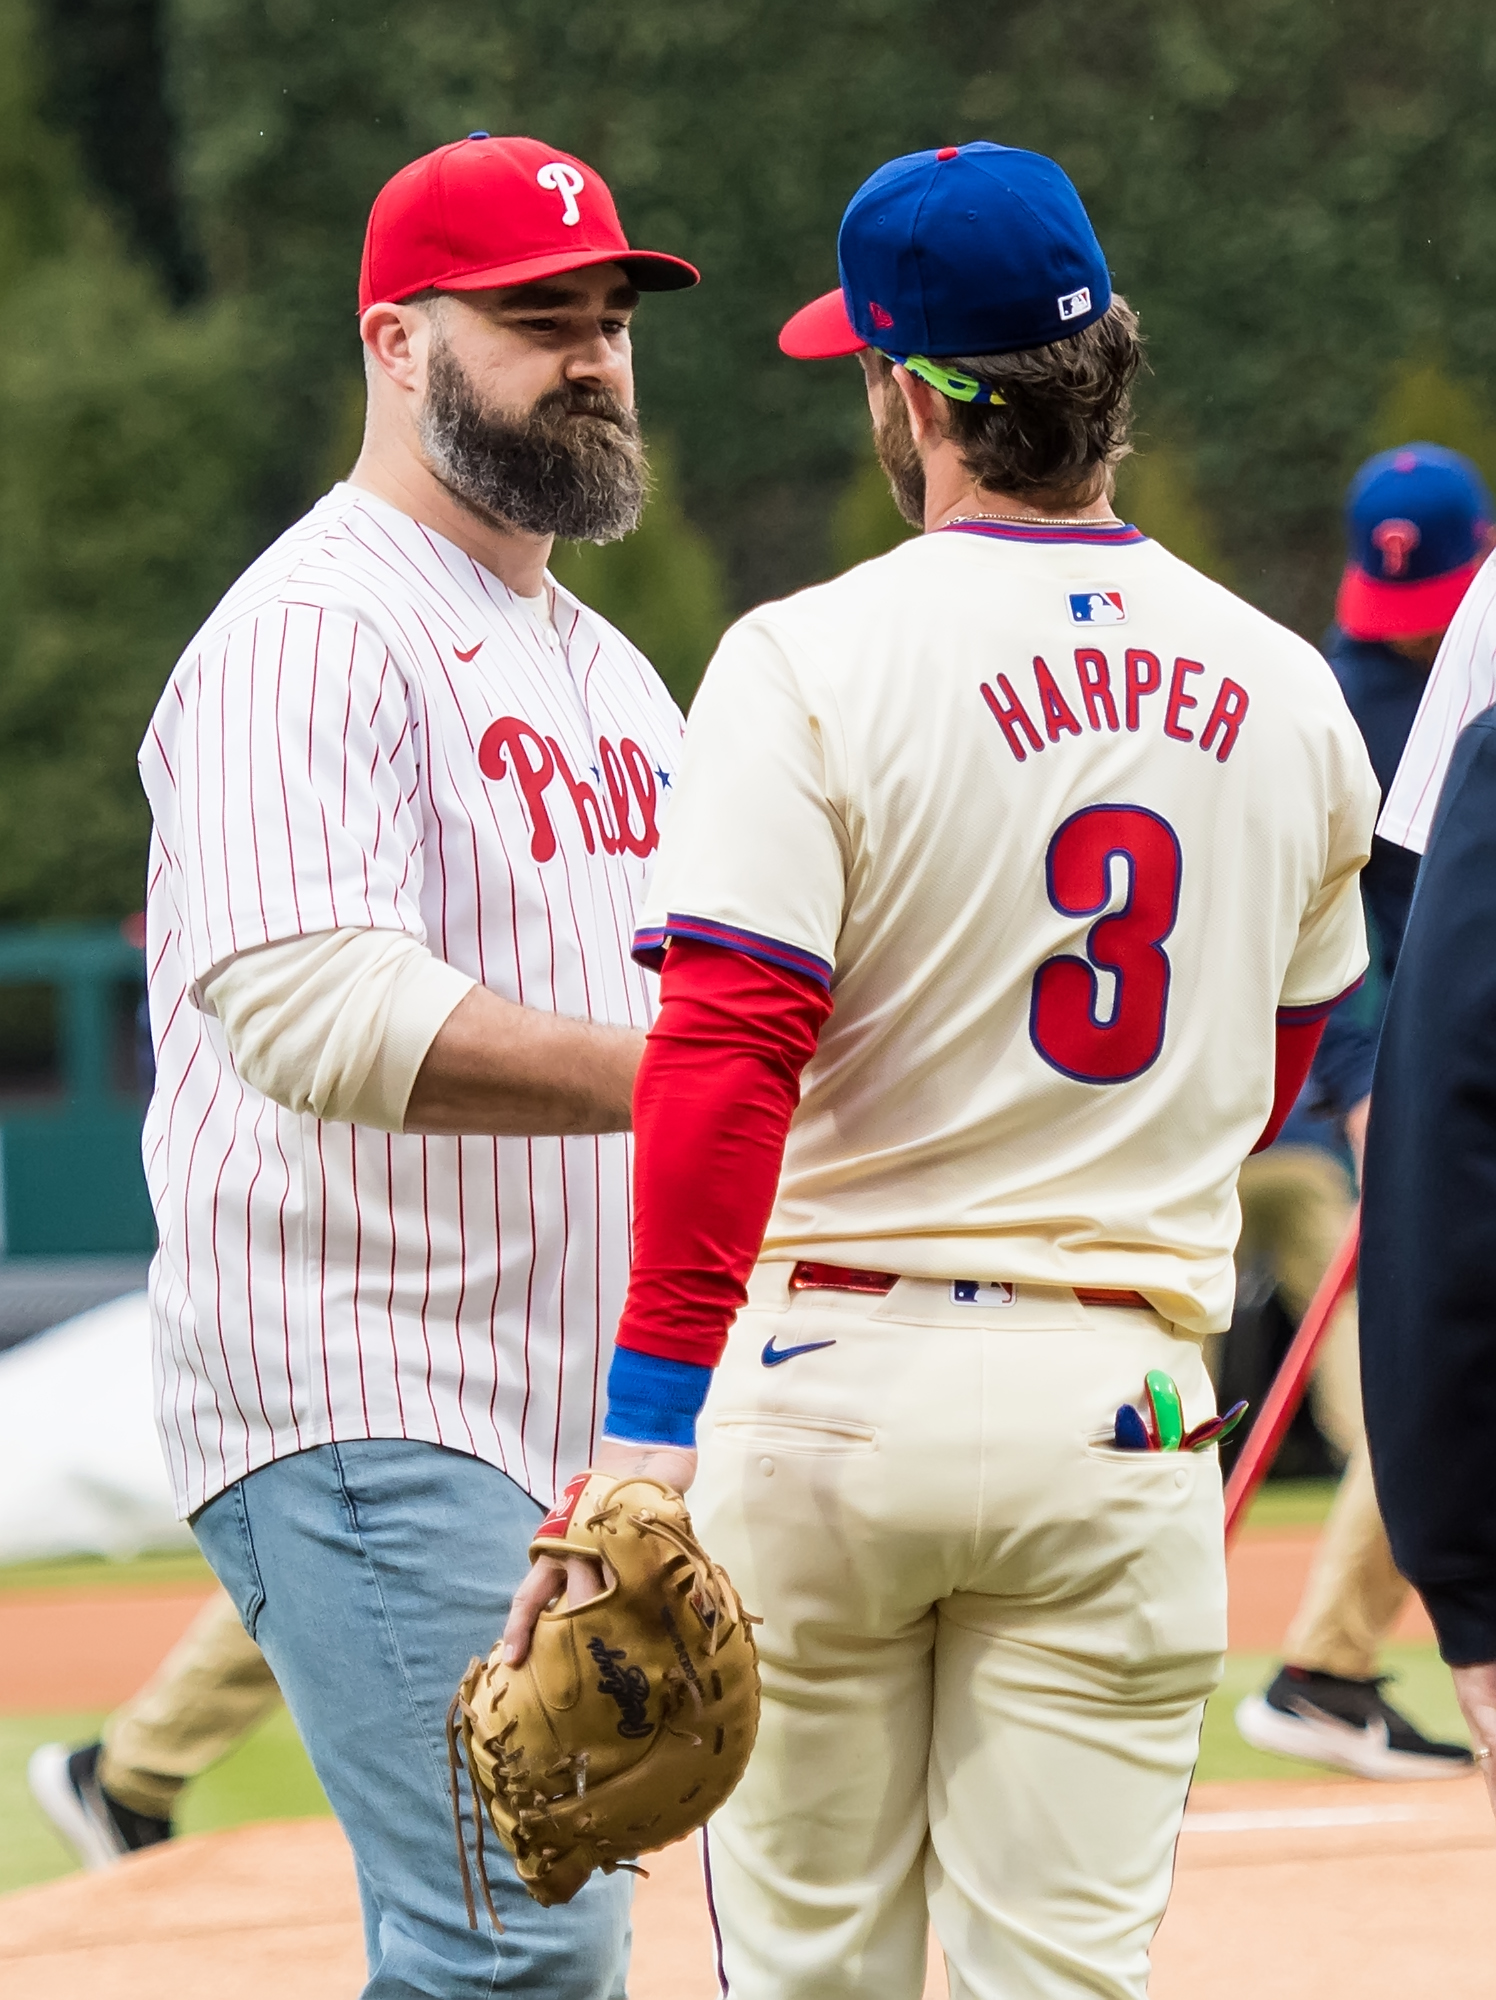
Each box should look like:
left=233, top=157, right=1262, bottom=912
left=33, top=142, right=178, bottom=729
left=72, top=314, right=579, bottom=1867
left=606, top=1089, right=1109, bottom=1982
left=693, top=1268, right=1226, bottom=2000
left=98, top=1588, right=282, bottom=1819
left=1235, top=1147, right=1409, bottom=1678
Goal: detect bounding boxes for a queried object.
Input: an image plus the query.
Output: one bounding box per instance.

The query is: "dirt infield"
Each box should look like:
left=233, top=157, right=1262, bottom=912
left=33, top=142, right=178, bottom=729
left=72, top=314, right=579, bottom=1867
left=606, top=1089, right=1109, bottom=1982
left=0, top=1526, right=1430, bottom=1712
left=2, top=1776, right=1490, bottom=1999
left=1225, top=1529, right=1433, bottom=1652
left=0, top=1590, right=215, bottom=1709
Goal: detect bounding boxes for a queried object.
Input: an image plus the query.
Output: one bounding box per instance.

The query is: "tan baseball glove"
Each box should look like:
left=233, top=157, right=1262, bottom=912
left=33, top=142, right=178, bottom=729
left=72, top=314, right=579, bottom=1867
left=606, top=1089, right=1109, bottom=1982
left=446, top=1470, right=759, bottom=1922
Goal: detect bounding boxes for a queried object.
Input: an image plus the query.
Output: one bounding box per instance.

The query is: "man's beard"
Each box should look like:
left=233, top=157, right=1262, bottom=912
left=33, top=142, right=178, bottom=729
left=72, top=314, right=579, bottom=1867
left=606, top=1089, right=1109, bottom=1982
left=874, top=381, right=926, bottom=527
left=417, top=338, right=647, bottom=543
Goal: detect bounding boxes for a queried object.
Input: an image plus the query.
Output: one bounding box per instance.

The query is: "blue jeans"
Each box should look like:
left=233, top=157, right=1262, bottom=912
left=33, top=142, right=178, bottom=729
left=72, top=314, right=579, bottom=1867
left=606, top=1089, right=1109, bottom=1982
left=194, top=1440, right=632, bottom=1999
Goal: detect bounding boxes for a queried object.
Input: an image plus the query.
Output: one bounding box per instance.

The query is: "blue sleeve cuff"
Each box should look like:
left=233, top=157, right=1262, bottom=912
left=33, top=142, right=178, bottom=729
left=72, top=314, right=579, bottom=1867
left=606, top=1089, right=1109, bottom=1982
left=604, top=1344, right=713, bottom=1448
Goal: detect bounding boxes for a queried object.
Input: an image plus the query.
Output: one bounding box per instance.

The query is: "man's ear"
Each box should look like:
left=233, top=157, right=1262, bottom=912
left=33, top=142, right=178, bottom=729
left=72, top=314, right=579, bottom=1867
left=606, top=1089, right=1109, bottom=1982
left=890, top=364, right=950, bottom=448
left=360, top=302, right=432, bottom=397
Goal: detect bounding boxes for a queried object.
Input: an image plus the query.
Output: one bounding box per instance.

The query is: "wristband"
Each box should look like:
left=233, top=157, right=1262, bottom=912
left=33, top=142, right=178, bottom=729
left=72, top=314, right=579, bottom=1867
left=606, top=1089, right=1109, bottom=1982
left=604, top=1344, right=713, bottom=1448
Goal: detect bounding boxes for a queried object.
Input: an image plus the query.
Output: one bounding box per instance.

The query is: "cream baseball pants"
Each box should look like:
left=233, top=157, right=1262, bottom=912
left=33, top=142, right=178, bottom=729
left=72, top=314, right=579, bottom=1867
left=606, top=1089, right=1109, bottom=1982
left=691, top=1268, right=1227, bottom=2000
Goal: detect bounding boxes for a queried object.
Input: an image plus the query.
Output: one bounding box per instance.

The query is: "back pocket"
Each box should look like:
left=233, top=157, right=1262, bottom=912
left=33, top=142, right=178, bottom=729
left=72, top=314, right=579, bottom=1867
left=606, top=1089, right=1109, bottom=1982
left=712, top=1413, right=877, bottom=1455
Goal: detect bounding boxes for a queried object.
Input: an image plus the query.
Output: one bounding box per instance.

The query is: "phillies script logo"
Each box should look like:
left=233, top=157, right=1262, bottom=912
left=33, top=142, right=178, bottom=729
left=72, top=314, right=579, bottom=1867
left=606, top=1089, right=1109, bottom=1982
left=478, top=716, right=660, bottom=862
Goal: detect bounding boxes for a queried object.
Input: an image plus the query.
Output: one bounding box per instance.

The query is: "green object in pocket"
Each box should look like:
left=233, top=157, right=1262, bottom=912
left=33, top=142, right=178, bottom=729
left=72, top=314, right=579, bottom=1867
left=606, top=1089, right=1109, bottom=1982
left=1145, top=1370, right=1184, bottom=1452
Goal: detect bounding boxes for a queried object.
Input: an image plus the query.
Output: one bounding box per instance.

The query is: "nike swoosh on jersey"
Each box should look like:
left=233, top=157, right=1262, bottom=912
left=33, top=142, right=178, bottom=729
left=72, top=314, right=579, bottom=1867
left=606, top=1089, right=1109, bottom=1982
left=761, top=1336, right=837, bottom=1367
left=454, top=640, right=484, bottom=661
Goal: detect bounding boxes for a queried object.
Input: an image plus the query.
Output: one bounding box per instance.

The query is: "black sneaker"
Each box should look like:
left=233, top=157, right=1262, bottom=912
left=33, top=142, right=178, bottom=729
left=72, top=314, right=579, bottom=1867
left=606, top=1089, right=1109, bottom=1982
left=1236, top=1666, right=1476, bottom=1781
left=27, top=1742, right=174, bottom=1870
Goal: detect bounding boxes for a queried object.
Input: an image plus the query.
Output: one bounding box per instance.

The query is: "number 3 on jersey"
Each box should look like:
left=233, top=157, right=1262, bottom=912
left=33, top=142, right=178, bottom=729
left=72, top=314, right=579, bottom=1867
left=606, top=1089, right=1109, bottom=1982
left=1029, top=804, right=1181, bottom=1084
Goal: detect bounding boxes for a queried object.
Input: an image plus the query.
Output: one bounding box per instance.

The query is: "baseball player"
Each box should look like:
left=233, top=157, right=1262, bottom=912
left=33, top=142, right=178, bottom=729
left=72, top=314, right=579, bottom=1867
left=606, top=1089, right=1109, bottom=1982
left=138, top=134, right=696, bottom=1997
left=507, top=143, right=1378, bottom=1999
left=1234, top=446, right=1491, bottom=1779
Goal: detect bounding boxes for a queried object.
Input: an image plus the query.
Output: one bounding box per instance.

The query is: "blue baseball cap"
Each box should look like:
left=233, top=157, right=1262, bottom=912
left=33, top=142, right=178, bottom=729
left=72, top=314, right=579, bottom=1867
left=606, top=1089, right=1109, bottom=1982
left=1336, top=444, right=1494, bottom=641
left=779, top=142, right=1111, bottom=371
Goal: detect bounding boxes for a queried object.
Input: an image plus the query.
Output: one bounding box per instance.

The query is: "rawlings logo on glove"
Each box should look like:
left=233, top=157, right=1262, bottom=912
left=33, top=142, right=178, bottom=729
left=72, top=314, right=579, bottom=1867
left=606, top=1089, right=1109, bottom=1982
left=588, top=1637, right=652, bottom=1738
left=446, top=1472, right=760, bottom=1923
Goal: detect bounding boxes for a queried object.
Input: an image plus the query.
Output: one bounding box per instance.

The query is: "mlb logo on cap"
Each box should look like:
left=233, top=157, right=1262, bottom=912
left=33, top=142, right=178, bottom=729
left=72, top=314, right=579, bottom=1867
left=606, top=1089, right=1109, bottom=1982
left=1069, top=589, right=1127, bottom=625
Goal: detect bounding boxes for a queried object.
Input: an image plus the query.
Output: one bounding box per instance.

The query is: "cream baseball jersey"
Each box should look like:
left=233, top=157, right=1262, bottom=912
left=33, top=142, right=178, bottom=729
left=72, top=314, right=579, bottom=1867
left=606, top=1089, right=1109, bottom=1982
left=635, top=521, right=1377, bottom=1336
left=140, top=484, right=681, bottom=1518
left=1379, top=549, right=1496, bottom=852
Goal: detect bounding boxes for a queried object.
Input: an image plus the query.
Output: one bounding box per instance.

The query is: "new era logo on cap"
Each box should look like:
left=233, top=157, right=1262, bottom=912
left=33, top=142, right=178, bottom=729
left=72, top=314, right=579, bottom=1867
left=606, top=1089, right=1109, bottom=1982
left=1068, top=588, right=1127, bottom=625
left=1058, top=285, right=1092, bottom=321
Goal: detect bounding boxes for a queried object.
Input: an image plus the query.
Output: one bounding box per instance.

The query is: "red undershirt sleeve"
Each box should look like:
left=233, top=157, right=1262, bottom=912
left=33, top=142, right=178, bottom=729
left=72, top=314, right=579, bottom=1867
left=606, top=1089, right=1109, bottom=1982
left=1252, top=1015, right=1328, bottom=1154
left=613, top=938, right=832, bottom=1371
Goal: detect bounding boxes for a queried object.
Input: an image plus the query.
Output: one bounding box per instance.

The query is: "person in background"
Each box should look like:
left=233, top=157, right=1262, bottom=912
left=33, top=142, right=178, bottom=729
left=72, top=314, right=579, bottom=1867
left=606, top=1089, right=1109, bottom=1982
left=1360, top=696, right=1496, bottom=1818
left=1236, top=444, right=1492, bottom=1777
left=29, top=1591, right=280, bottom=1867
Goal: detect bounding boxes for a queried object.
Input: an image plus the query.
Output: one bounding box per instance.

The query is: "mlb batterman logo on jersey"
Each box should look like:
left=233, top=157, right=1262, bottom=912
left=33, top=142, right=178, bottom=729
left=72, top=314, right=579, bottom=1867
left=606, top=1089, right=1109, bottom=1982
left=1069, top=587, right=1127, bottom=624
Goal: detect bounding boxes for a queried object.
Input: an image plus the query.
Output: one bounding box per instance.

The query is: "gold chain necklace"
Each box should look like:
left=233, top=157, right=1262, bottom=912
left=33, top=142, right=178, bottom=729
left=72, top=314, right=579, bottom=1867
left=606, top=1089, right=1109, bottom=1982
left=945, top=510, right=1123, bottom=529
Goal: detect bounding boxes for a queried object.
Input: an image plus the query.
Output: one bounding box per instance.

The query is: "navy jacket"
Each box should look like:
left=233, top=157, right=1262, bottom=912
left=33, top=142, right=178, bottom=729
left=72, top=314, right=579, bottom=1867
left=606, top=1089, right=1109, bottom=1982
left=1361, top=705, right=1496, bottom=1665
left=1310, top=633, right=1424, bottom=1116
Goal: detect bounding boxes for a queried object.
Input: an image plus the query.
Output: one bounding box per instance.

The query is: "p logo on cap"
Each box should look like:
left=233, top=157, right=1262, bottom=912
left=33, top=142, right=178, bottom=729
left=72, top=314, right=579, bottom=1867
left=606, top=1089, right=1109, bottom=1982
left=536, top=160, right=585, bottom=226
left=1371, top=517, right=1420, bottom=578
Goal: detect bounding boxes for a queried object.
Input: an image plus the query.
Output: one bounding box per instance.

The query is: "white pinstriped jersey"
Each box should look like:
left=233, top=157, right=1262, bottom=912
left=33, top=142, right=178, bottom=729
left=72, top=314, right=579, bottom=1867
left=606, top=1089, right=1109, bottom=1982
left=139, top=485, right=682, bottom=1518
left=1379, top=550, right=1496, bottom=852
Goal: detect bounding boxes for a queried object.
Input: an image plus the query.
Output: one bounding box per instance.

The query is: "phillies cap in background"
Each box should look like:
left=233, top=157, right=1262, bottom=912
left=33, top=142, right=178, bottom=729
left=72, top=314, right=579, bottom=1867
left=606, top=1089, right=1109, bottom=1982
left=1335, top=444, right=1495, bottom=641
left=358, top=134, right=699, bottom=313
left=779, top=141, right=1111, bottom=366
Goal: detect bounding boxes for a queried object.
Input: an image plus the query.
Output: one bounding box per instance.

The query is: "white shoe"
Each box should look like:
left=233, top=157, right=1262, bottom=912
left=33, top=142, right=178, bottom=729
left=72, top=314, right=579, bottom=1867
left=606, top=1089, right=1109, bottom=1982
left=1236, top=1669, right=1475, bottom=1782
left=27, top=1741, right=172, bottom=1869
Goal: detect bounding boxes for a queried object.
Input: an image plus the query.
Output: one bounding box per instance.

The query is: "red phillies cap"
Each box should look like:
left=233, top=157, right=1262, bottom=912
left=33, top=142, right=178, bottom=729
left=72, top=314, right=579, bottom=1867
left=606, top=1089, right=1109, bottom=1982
left=358, top=134, right=698, bottom=312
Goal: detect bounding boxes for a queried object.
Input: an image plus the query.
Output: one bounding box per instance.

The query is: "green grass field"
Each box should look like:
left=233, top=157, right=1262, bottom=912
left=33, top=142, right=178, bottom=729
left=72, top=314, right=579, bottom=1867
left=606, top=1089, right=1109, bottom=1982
left=0, top=1547, right=217, bottom=1596
left=0, top=1481, right=1464, bottom=1899
left=1, top=1707, right=329, bottom=1895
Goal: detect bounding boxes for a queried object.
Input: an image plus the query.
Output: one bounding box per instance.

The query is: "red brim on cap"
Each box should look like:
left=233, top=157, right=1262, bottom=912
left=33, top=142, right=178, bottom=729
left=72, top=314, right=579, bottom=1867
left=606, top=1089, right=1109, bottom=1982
left=1335, top=556, right=1484, bottom=641
left=779, top=288, right=867, bottom=358
left=377, top=244, right=698, bottom=309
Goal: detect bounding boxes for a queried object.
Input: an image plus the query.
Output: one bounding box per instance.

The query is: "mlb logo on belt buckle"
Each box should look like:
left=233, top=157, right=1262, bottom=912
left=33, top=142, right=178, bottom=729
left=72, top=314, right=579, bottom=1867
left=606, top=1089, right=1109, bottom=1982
left=1068, top=587, right=1127, bottom=625
left=951, top=1281, right=1015, bottom=1306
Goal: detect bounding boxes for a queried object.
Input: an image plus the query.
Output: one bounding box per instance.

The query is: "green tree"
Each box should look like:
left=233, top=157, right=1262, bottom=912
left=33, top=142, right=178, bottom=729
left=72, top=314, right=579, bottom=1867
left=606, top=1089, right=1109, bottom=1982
left=0, top=0, right=258, bottom=917
left=1114, top=440, right=1237, bottom=590
left=830, top=448, right=918, bottom=574
left=10, top=0, right=1496, bottom=916
left=549, top=442, right=729, bottom=711
left=1372, top=357, right=1496, bottom=494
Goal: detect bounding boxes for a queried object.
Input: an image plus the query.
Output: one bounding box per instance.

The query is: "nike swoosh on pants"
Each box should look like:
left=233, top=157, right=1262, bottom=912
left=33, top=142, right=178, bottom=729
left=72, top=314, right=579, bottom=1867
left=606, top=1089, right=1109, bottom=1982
left=761, top=1337, right=837, bottom=1367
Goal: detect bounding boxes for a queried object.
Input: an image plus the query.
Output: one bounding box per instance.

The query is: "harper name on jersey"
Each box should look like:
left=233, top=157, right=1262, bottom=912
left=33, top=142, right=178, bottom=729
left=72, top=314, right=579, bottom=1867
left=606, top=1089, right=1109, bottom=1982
left=981, top=643, right=1249, bottom=766
left=140, top=485, right=682, bottom=1519
left=635, top=519, right=1377, bottom=1336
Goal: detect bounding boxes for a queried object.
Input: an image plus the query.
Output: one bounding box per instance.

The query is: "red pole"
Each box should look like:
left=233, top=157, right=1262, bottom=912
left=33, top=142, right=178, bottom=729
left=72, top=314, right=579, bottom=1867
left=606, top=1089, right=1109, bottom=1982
left=1222, top=1210, right=1360, bottom=1549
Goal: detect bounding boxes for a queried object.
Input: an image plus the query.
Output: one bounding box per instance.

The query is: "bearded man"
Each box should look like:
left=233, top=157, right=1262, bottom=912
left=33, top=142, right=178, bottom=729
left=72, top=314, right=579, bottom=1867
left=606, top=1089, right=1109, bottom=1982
left=137, top=136, right=697, bottom=1999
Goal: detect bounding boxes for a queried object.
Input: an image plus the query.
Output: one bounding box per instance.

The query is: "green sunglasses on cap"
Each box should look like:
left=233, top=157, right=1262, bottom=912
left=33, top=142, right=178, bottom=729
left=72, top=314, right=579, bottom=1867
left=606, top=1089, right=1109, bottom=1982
left=881, top=352, right=1006, bottom=406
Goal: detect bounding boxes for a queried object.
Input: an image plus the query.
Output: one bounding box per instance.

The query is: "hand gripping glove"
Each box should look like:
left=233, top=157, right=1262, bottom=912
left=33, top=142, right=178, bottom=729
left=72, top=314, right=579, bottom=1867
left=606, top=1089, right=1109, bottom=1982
left=446, top=1471, right=760, bottom=1923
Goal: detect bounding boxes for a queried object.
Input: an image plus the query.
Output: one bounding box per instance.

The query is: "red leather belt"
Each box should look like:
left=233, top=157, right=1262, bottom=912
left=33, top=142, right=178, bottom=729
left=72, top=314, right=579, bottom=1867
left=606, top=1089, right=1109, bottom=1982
left=788, top=1261, right=1150, bottom=1311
